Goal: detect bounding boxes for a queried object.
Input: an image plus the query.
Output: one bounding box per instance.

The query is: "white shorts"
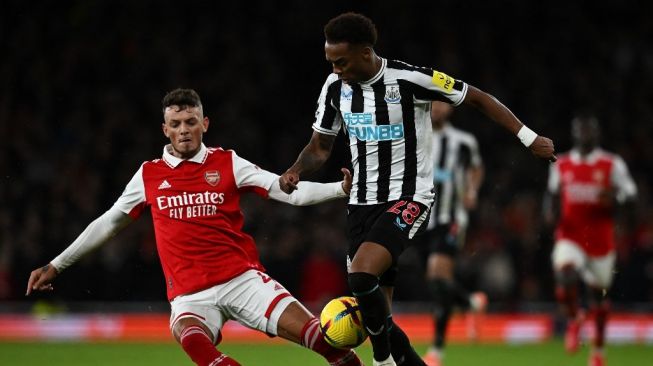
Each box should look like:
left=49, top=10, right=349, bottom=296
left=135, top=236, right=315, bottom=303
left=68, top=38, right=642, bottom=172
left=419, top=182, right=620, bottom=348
left=551, top=239, right=616, bottom=289
left=169, top=269, right=296, bottom=343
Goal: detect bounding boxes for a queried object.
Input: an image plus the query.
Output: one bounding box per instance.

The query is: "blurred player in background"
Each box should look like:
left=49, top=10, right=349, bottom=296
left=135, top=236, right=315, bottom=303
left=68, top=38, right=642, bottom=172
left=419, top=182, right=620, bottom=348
left=544, top=114, right=637, bottom=366
left=279, top=12, right=556, bottom=366
left=26, top=89, right=364, bottom=366
left=421, top=101, right=486, bottom=366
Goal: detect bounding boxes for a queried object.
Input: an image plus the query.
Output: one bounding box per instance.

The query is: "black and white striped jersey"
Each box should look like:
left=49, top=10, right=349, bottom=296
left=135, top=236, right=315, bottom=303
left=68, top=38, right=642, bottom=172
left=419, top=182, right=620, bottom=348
left=312, top=58, right=468, bottom=206
left=428, top=123, right=482, bottom=228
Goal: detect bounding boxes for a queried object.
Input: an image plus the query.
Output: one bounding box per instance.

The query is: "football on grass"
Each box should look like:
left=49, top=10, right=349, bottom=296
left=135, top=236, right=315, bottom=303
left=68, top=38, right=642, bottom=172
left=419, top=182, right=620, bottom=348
left=319, top=296, right=368, bottom=349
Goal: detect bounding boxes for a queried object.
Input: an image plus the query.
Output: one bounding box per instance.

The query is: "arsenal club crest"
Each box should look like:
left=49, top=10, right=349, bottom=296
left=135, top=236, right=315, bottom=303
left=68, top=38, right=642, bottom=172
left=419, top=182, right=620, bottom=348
left=204, top=170, right=220, bottom=186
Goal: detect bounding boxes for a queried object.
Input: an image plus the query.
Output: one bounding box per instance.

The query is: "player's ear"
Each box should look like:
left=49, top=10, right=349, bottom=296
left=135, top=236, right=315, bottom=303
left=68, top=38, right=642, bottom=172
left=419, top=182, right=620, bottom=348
left=361, top=45, right=373, bottom=60
left=202, top=117, right=209, bottom=133
left=162, top=123, right=169, bottom=137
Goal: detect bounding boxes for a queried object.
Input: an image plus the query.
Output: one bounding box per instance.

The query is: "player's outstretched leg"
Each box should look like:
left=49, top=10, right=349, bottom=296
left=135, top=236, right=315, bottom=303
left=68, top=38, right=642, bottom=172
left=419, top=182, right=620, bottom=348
left=174, top=320, right=241, bottom=366
left=300, top=317, right=364, bottom=366
left=277, top=301, right=363, bottom=366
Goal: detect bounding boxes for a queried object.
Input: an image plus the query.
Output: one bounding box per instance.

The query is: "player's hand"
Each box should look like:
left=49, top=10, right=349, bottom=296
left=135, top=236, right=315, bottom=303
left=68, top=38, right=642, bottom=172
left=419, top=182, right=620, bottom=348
left=279, top=171, right=300, bottom=194
left=26, top=263, right=58, bottom=296
left=529, top=135, right=557, bottom=162
left=340, top=168, right=352, bottom=195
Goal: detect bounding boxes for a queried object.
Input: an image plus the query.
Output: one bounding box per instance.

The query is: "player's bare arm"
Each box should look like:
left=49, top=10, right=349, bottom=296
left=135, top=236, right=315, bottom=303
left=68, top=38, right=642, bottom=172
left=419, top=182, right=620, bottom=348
left=279, top=132, right=336, bottom=193
left=25, top=209, right=133, bottom=296
left=463, top=85, right=557, bottom=162
left=463, top=165, right=484, bottom=210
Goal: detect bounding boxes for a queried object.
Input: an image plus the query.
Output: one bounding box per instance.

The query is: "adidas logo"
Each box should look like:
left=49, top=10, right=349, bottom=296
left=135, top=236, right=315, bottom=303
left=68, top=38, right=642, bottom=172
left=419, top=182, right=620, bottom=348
left=158, top=180, right=172, bottom=190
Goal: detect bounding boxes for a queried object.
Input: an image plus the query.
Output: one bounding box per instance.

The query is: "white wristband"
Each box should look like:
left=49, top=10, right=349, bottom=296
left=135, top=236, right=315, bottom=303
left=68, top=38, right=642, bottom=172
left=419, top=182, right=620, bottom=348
left=517, top=125, right=538, bottom=147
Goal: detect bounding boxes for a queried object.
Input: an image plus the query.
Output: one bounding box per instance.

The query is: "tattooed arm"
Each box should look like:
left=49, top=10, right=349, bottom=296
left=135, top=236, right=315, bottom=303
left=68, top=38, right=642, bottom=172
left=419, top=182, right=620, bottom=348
left=279, top=132, right=337, bottom=193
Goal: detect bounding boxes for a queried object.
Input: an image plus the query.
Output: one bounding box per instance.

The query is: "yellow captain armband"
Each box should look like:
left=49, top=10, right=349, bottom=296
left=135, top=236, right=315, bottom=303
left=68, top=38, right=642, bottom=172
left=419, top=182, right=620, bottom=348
left=432, top=70, right=455, bottom=92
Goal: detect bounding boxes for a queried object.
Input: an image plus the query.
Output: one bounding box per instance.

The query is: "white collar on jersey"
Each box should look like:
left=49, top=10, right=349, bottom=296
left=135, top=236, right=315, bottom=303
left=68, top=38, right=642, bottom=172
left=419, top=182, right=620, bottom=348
left=570, top=147, right=604, bottom=164
left=162, top=143, right=209, bottom=168
left=360, top=57, right=387, bottom=85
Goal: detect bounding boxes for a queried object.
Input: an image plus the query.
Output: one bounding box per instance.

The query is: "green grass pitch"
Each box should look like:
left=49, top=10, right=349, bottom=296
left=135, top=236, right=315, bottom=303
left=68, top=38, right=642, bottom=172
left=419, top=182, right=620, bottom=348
left=0, top=341, right=651, bottom=365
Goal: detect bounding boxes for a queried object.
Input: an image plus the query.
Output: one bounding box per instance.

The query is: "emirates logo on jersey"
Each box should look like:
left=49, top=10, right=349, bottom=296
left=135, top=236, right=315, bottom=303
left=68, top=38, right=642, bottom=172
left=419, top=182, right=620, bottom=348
left=204, top=170, right=220, bottom=186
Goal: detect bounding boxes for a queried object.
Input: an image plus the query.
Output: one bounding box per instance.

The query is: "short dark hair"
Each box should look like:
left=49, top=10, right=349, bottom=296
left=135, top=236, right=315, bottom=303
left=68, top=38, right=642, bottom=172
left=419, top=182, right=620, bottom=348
left=324, top=12, right=377, bottom=47
left=162, top=88, right=202, bottom=114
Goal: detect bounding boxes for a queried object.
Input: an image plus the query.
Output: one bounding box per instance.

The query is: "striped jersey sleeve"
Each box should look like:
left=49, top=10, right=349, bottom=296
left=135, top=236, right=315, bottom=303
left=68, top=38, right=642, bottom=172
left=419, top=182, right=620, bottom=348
left=312, top=73, right=343, bottom=135
left=389, top=61, right=468, bottom=106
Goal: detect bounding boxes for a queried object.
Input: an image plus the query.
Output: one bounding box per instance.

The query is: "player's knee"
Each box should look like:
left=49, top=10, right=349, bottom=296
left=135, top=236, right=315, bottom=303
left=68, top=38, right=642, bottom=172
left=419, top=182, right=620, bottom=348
left=348, top=272, right=379, bottom=296
left=349, top=243, right=394, bottom=275
left=173, top=317, right=213, bottom=343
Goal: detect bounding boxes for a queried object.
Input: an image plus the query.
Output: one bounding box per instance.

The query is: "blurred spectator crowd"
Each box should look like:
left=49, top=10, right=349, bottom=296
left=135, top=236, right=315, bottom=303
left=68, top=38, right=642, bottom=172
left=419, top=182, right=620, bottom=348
left=1, top=1, right=652, bottom=310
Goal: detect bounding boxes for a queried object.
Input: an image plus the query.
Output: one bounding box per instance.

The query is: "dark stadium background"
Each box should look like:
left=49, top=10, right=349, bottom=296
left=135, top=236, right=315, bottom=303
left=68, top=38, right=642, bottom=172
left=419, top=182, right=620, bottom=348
left=1, top=0, right=652, bottom=314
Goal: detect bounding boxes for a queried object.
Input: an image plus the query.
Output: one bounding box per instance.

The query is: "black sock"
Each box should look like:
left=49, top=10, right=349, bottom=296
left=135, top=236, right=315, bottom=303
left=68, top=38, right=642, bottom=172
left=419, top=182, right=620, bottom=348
left=389, top=319, right=426, bottom=366
left=427, top=279, right=454, bottom=349
left=349, top=272, right=391, bottom=361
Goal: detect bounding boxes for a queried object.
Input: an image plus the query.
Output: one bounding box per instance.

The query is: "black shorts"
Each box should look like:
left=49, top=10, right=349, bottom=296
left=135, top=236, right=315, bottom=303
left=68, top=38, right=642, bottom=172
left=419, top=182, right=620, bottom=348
left=424, top=223, right=463, bottom=257
left=347, top=200, right=431, bottom=287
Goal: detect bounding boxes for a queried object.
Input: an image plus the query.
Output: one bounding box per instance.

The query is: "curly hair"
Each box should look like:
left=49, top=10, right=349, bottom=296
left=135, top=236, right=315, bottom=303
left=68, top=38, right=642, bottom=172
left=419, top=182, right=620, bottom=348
left=324, top=12, right=377, bottom=47
left=162, top=88, right=202, bottom=114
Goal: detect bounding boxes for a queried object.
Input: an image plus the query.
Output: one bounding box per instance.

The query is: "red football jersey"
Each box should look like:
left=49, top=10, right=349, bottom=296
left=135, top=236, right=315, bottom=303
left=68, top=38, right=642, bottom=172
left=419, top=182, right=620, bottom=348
left=113, top=144, right=276, bottom=300
left=548, top=149, right=636, bottom=256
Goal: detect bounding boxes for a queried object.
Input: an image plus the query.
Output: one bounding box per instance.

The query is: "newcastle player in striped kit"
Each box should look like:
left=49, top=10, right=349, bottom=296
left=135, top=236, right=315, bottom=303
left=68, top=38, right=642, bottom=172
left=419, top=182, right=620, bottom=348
left=280, top=13, right=556, bottom=366
left=421, top=101, right=486, bottom=366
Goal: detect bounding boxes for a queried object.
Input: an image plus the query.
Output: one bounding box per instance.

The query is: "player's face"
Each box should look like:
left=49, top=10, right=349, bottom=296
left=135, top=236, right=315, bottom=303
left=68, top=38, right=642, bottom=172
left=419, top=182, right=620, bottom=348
left=162, top=105, right=209, bottom=159
left=325, top=42, right=375, bottom=83
left=571, top=118, right=599, bottom=151
left=430, top=101, right=454, bottom=128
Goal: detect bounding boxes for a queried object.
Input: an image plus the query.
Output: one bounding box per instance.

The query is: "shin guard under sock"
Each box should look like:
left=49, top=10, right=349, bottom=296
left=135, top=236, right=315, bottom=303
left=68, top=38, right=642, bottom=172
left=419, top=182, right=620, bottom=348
left=349, top=272, right=391, bottom=361
left=301, top=317, right=362, bottom=366
left=179, top=325, right=240, bottom=366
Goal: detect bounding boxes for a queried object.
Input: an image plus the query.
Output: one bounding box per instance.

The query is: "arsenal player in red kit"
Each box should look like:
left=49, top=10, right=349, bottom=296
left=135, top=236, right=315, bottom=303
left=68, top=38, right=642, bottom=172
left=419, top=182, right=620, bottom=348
left=544, top=114, right=637, bottom=366
left=26, top=89, right=364, bottom=366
